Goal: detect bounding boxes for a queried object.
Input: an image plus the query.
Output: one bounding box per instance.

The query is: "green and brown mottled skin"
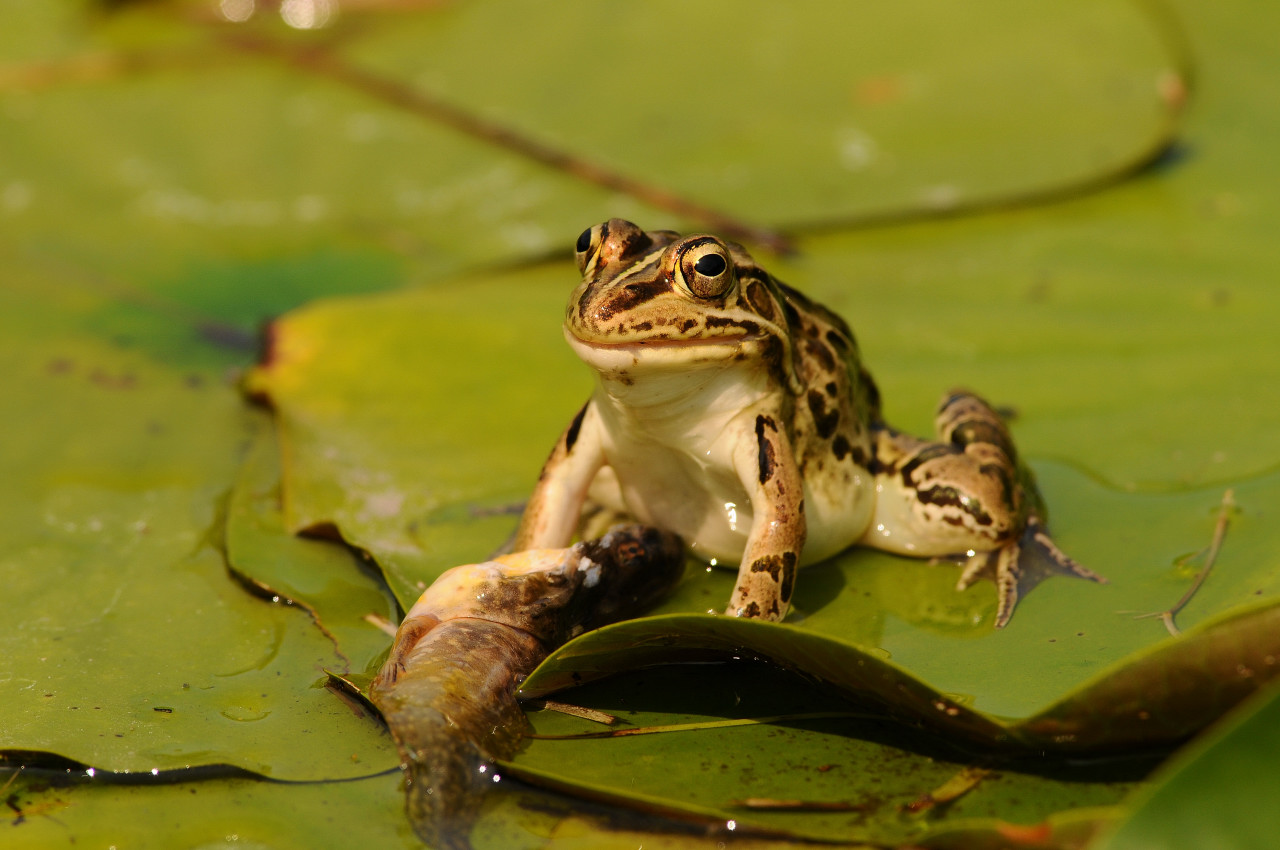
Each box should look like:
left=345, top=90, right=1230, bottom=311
left=369, top=525, right=683, bottom=850
left=516, top=219, right=1104, bottom=627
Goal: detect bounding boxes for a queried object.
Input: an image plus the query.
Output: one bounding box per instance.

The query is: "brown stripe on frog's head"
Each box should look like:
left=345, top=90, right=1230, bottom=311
left=566, top=222, right=802, bottom=386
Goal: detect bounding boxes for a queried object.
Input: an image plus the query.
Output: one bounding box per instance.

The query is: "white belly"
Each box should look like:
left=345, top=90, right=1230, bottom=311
left=593, top=432, right=875, bottom=568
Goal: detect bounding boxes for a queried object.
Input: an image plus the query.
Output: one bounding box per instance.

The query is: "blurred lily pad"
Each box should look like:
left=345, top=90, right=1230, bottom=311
left=347, top=0, right=1185, bottom=229
left=2, top=0, right=1183, bottom=290
left=1092, top=677, right=1280, bottom=850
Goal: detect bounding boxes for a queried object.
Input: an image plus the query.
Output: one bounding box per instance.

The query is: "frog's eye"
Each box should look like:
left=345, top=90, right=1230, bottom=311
left=574, top=224, right=603, bottom=274
left=676, top=239, right=735, bottom=300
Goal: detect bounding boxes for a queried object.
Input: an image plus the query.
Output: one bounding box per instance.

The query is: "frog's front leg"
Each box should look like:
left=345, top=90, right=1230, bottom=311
left=726, top=412, right=807, bottom=621
left=514, top=401, right=607, bottom=550
left=863, top=390, right=1104, bottom=628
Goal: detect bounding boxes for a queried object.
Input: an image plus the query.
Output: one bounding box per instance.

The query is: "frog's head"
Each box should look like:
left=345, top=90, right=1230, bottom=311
left=564, top=219, right=801, bottom=390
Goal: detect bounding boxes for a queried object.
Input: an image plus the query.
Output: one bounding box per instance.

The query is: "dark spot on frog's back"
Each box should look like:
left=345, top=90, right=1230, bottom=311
left=806, top=389, right=840, bottom=439
left=802, top=337, right=836, bottom=372
left=755, top=415, right=778, bottom=484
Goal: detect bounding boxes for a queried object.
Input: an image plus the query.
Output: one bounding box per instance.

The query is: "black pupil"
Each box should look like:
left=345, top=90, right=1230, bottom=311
left=694, top=253, right=727, bottom=277
left=576, top=228, right=593, bottom=253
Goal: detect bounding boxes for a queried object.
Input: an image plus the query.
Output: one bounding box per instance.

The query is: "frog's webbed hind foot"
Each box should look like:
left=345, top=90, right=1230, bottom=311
left=956, top=516, right=1107, bottom=628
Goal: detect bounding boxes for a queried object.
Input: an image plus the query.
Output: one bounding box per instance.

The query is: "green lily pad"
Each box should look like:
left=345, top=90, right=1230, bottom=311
left=505, top=662, right=1137, bottom=846
left=4, top=0, right=1279, bottom=845
left=245, top=258, right=1280, bottom=728
left=0, top=280, right=398, bottom=780
left=3, top=0, right=1183, bottom=296
left=224, top=411, right=400, bottom=679
left=1091, top=677, right=1280, bottom=850
left=348, top=0, right=1185, bottom=229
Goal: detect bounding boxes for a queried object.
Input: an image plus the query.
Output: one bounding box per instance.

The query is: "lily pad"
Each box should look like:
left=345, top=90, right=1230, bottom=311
left=2, top=0, right=1183, bottom=293
left=0, top=278, right=398, bottom=780
left=245, top=260, right=1280, bottom=729
left=346, top=0, right=1184, bottom=230
left=505, top=662, right=1138, bottom=846
left=1092, top=677, right=1280, bottom=850
left=224, top=412, right=400, bottom=679
left=4, top=0, right=1280, bottom=845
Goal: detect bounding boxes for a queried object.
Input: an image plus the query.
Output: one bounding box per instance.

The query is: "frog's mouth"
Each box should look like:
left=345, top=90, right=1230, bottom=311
left=565, top=326, right=756, bottom=371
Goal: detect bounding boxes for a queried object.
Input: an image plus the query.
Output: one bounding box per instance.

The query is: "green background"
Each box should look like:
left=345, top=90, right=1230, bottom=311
left=4, top=1, right=1279, bottom=848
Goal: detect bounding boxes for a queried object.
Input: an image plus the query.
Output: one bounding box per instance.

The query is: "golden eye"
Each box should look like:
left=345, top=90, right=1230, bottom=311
left=677, top=239, right=735, bottom=300
left=574, top=224, right=604, bottom=274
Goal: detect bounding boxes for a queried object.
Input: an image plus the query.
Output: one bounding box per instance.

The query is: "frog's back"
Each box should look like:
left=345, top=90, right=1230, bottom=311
left=772, top=280, right=882, bottom=561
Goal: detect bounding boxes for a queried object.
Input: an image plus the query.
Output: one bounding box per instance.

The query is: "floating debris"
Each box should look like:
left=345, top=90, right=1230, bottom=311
left=369, top=525, right=684, bottom=850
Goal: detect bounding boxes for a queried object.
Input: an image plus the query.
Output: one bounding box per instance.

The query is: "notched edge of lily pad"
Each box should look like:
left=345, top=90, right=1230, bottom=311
left=518, top=601, right=1280, bottom=755
left=0, top=749, right=273, bottom=785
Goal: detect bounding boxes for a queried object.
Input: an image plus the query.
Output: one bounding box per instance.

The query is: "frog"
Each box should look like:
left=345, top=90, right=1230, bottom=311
left=514, top=219, right=1104, bottom=627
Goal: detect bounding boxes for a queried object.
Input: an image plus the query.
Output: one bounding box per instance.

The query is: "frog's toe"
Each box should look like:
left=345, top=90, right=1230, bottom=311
left=991, top=542, right=1025, bottom=629
left=955, top=549, right=997, bottom=592
left=954, top=518, right=1104, bottom=628
left=953, top=546, right=1023, bottom=628
left=952, top=547, right=1020, bottom=627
